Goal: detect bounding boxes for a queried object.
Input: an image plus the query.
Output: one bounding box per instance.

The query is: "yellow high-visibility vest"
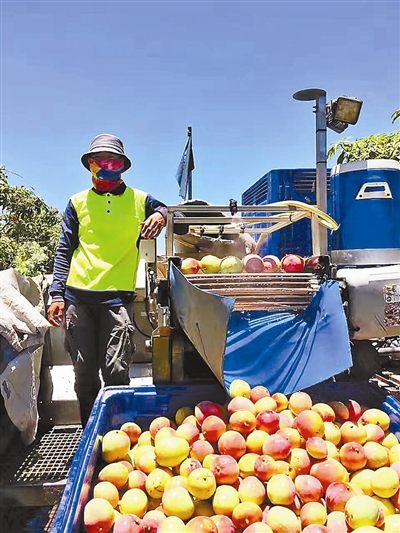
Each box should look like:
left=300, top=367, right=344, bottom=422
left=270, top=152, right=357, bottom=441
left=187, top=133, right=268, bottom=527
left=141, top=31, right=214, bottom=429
left=67, top=187, right=147, bottom=292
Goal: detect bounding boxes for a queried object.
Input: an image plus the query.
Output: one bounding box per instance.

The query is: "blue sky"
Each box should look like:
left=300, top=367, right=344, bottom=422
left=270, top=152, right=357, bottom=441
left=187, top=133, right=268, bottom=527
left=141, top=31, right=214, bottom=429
left=1, top=0, right=399, bottom=213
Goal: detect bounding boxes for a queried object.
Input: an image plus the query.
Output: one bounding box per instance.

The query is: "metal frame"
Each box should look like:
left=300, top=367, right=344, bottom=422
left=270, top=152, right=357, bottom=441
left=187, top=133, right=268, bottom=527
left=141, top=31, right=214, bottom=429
left=165, top=202, right=337, bottom=257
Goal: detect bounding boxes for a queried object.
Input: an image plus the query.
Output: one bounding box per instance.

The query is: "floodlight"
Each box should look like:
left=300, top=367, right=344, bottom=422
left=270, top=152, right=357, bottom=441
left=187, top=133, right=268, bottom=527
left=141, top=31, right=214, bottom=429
left=326, top=96, right=363, bottom=133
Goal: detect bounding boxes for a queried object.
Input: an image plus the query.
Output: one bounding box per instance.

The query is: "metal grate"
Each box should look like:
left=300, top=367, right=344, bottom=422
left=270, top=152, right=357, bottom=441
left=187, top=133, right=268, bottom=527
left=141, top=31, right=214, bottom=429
left=186, top=272, right=321, bottom=311
left=294, top=171, right=331, bottom=195
left=1, top=425, right=83, bottom=485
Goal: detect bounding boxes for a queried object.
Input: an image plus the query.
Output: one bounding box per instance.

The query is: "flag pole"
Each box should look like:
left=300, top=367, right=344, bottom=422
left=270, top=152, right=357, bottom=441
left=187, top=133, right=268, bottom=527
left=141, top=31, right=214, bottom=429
left=187, top=126, right=192, bottom=201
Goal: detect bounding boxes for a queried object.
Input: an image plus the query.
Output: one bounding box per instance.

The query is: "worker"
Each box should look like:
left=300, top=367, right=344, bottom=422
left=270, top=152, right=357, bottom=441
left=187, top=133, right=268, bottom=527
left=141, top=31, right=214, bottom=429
left=47, top=133, right=185, bottom=427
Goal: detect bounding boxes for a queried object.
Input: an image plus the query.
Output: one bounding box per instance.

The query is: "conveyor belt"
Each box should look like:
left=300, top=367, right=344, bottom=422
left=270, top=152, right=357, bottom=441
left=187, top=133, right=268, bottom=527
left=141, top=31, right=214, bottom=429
left=185, top=272, right=321, bottom=311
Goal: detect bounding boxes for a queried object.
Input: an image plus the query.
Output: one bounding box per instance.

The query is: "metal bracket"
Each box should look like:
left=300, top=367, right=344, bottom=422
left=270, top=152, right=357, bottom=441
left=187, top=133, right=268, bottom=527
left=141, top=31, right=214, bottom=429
left=356, top=182, right=392, bottom=200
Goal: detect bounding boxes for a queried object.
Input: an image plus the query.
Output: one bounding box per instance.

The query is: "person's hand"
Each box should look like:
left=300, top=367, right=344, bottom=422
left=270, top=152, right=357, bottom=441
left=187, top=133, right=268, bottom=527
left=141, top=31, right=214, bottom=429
left=140, top=212, right=166, bottom=239
left=47, top=301, right=65, bottom=326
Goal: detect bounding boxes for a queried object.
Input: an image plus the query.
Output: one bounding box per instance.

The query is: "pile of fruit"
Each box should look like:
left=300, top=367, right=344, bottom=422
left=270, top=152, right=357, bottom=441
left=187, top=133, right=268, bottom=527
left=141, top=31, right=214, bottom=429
left=181, top=254, right=319, bottom=275
left=83, top=380, right=400, bottom=533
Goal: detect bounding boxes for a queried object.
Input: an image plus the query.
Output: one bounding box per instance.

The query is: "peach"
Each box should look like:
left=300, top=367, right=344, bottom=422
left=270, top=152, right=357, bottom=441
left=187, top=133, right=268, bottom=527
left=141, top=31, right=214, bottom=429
left=142, top=509, right=166, bottom=532
left=301, top=526, right=330, bottom=533
left=138, top=430, right=153, bottom=446
left=190, top=439, right=215, bottom=462
left=175, top=422, right=200, bottom=444
left=98, top=462, right=129, bottom=489
left=202, top=415, right=227, bottom=442
left=180, top=458, right=202, bottom=477
left=246, top=429, right=269, bottom=454
left=250, top=385, right=270, bottom=403
left=382, top=432, right=399, bottom=449
left=306, top=437, right=328, bottom=459
left=278, top=412, right=295, bottom=429
left=277, top=427, right=302, bottom=449
left=254, top=396, right=278, bottom=414
left=309, top=458, right=349, bottom=492
left=182, top=414, right=199, bottom=427
left=211, top=454, right=240, bottom=485
left=212, top=484, right=240, bottom=516
left=120, top=421, right=142, bottom=444
left=267, top=473, right=296, bottom=506
left=149, top=416, right=172, bottom=440
left=93, top=481, right=120, bottom=508
left=389, top=443, right=400, bottom=464
left=328, top=401, right=349, bottom=423
left=294, top=410, right=325, bottom=439
left=218, top=430, right=247, bottom=460
left=326, top=510, right=350, bottom=533
left=271, top=392, right=289, bottom=412
left=117, top=459, right=134, bottom=473
left=119, top=488, right=148, bottom=517
left=300, top=501, right=327, bottom=528
left=347, top=399, right=363, bottom=422
left=253, top=454, right=277, bottom=481
left=364, top=441, right=390, bottom=469
left=232, top=501, right=263, bottom=530
left=325, top=440, right=340, bottom=460
left=391, top=461, right=400, bottom=479
left=187, top=467, right=217, bottom=500
left=287, top=447, right=312, bottom=475
left=154, top=426, right=176, bottom=445
left=113, top=513, right=144, bottom=533
left=227, top=396, right=256, bottom=416
left=229, top=379, right=251, bottom=399
left=102, top=429, right=131, bottom=463
left=210, top=515, right=236, bottom=533
left=266, top=505, right=301, bottom=533
left=195, top=401, right=225, bottom=425
left=262, top=434, right=291, bottom=460
left=323, top=422, right=341, bottom=445
left=350, top=468, right=375, bottom=496
left=203, top=453, right=218, bottom=470
left=84, top=498, right=115, bottom=533
left=274, top=460, right=296, bottom=479
left=288, top=391, right=313, bottom=415
left=229, top=409, right=257, bottom=435
left=364, top=423, right=385, bottom=443
left=238, top=475, right=266, bottom=505
left=238, top=452, right=259, bottom=478
left=360, top=408, right=391, bottom=431
left=256, top=410, right=280, bottom=434
left=127, top=470, right=147, bottom=491
left=311, top=403, right=336, bottom=422
left=370, top=466, right=399, bottom=498
left=186, top=516, right=218, bottom=532
left=340, top=421, right=367, bottom=444
left=339, top=441, right=367, bottom=471
left=175, top=406, right=194, bottom=426
left=325, top=481, right=360, bottom=512
left=294, top=474, right=324, bottom=503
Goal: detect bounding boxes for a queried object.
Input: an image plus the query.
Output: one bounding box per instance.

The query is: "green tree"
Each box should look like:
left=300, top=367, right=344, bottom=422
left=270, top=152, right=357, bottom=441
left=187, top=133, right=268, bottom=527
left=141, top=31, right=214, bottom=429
left=0, top=166, right=62, bottom=276
left=328, top=110, right=400, bottom=164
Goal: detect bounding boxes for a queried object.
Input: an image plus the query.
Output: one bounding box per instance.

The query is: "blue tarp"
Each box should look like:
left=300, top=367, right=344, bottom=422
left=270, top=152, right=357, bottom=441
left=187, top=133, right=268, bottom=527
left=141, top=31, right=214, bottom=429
left=169, top=264, right=352, bottom=394
left=223, top=281, right=352, bottom=394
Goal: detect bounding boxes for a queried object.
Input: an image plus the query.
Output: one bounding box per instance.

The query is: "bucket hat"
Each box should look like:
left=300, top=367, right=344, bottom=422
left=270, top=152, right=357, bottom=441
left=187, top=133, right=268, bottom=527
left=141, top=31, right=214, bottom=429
left=81, top=133, right=132, bottom=172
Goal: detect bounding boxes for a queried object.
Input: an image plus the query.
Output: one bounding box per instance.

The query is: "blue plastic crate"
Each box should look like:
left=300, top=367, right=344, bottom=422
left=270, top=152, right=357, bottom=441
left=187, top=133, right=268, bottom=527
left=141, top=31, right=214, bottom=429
left=242, top=168, right=333, bottom=257
left=50, top=382, right=400, bottom=533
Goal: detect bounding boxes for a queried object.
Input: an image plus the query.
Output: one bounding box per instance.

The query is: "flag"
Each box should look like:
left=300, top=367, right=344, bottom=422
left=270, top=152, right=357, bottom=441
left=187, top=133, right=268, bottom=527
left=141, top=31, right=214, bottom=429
left=175, top=127, right=195, bottom=200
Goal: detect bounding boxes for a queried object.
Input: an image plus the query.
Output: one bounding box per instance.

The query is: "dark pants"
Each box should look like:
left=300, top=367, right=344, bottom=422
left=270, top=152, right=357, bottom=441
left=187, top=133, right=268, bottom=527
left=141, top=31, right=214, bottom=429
left=64, top=301, right=135, bottom=427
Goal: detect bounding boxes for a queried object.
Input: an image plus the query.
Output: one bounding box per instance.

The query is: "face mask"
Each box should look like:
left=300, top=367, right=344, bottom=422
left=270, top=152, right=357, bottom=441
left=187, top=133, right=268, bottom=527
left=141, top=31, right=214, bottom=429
left=89, top=158, right=124, bottom=192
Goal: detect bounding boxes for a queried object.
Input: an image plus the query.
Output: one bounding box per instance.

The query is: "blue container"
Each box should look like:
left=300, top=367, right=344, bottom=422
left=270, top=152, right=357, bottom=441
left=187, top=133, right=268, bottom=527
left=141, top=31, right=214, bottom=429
left=330, top=160, right=400, bottom=251
left=241, top=168, right=332, bottom=257
left=50, top=383, right=400, bottom=533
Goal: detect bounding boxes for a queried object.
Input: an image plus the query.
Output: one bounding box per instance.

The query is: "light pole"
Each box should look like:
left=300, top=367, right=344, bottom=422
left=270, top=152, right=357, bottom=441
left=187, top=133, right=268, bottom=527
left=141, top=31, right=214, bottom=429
left=293, top=89, right=363, bottom=256
left=293, top=88, right=328, bottom=255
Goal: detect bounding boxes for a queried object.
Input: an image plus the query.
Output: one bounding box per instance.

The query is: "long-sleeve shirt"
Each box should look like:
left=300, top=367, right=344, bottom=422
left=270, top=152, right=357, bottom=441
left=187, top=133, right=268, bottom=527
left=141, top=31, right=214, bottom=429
left=49, top=183, right=185, bottom=306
